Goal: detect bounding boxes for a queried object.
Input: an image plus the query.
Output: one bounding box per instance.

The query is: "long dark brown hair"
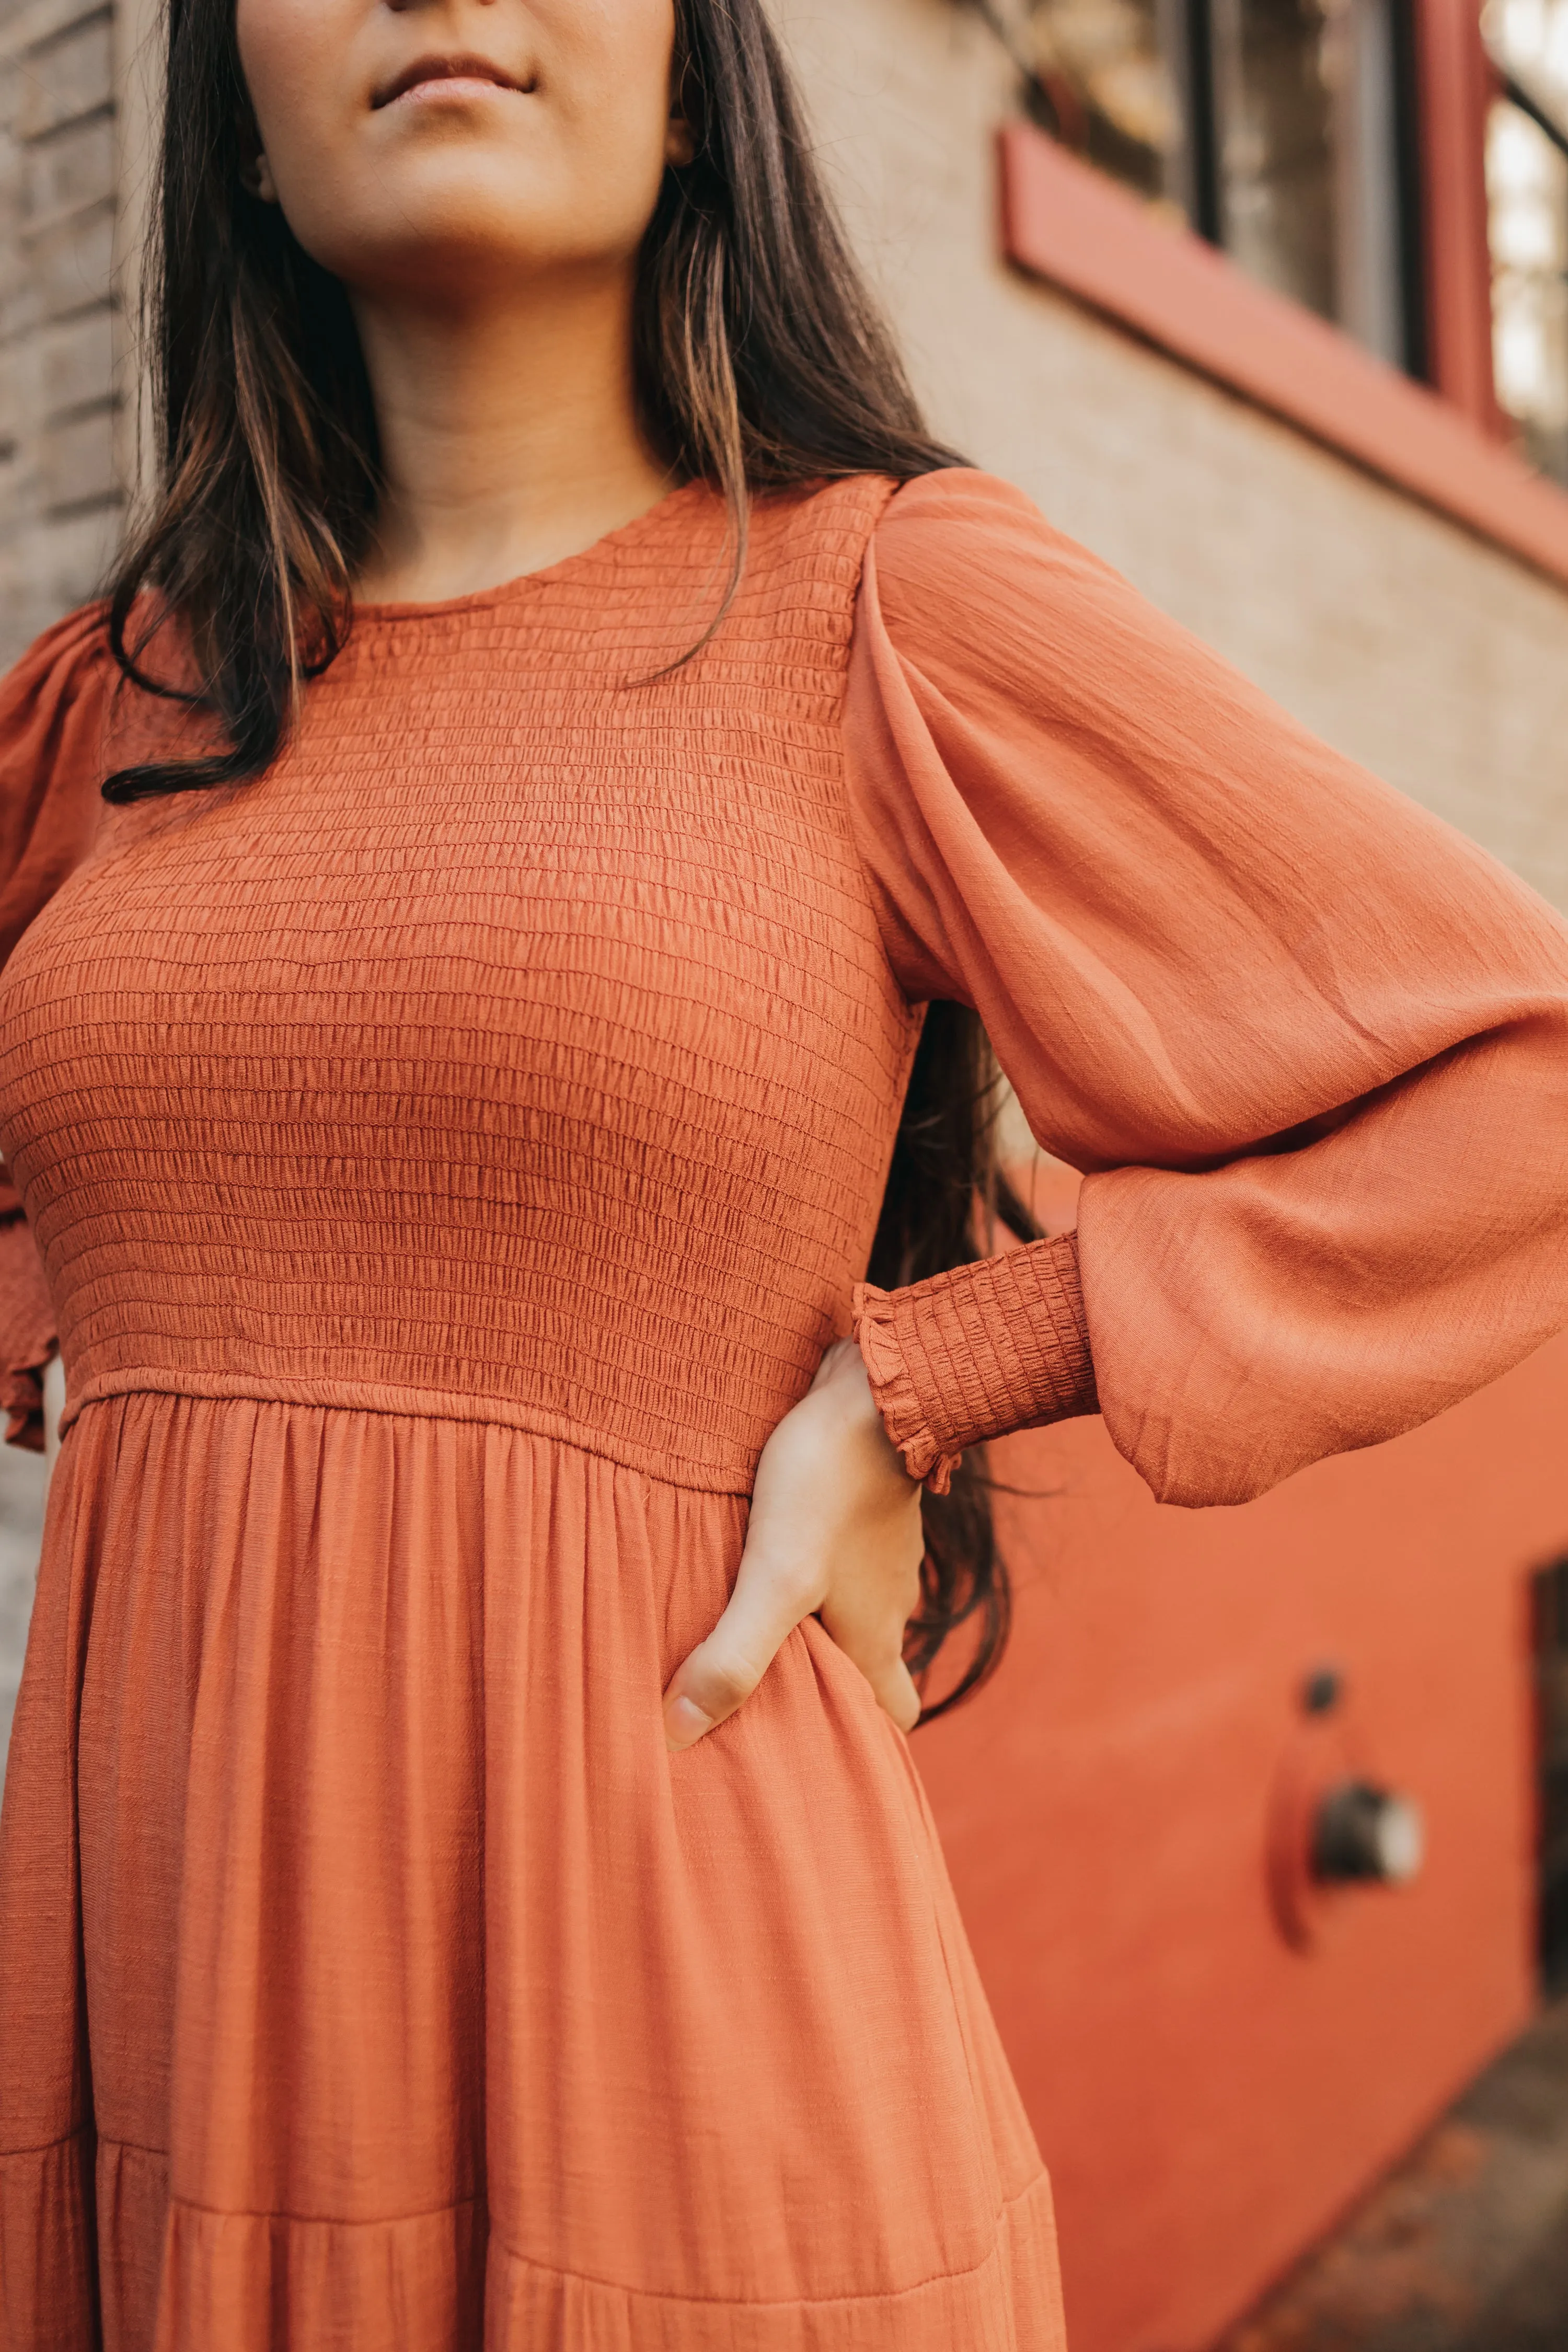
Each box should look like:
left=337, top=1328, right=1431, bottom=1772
left=105, top=0, right=1043, bottom=1714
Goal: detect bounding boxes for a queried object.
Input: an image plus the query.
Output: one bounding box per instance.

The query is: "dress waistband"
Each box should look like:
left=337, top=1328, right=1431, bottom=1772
left=62, top=1367, right=760, bottom=1497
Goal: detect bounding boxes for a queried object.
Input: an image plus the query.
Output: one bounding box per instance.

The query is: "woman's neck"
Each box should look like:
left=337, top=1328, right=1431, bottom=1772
left=350, top=269, right=675, bottom=605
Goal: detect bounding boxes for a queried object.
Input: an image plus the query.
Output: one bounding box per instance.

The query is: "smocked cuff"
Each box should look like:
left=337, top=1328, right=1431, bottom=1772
left=0, top=1187, right=57, bottom=1452
left=852, top=1231, right=1098, bottom=1492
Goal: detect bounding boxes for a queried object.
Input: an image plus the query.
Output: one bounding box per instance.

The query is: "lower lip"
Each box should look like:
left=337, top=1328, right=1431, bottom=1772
left=388, top=76, right=521, bottom=107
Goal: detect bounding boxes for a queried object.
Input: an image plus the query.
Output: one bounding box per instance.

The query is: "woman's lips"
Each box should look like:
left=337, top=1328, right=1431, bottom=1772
left=373, top=55, right=530, bottom=109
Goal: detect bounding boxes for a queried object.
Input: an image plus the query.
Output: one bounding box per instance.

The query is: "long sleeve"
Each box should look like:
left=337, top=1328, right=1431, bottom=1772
left=0, top=606, right=113, bottom=1447
left=845, top=469, right=1568, bottom=1508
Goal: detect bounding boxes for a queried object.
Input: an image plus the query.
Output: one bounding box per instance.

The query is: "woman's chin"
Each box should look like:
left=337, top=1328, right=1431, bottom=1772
left=303, top=188, right=642, bottom=308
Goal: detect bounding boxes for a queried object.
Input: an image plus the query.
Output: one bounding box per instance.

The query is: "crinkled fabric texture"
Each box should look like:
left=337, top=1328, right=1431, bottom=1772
left=2, top=1396, right=1058, bottom=2350
left=2, top=465, right=1568, bottom=2348
left=0, top=478, right=1065, bottom=2351
left=846, top=471, right=1568, bottom=1506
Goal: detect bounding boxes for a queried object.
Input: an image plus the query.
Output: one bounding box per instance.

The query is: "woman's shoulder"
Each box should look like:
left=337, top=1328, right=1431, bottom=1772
left=0, top=604, right=121, bottom=967
left=0, top=602, right=114, bottom=745
left=0, top=601, right=118, bottom=826
left=874, top=465, right=1123, bottom=588
left=861, top=467, right=1149, bottom=693
left=1, top=599, right=204, bottom=803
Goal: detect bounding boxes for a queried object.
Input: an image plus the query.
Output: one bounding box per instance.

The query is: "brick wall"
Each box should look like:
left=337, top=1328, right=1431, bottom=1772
left=0, top=0, right=123, bottom=668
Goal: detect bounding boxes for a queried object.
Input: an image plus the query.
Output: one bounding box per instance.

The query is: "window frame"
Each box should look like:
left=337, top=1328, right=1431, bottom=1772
left=999, top=0, right=1568, bottom=585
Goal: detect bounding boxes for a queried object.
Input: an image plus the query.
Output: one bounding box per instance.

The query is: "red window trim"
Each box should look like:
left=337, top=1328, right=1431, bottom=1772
left=997, top=112, right=1568, bottom=593
left=1415, top=0, right=1503, bottom=436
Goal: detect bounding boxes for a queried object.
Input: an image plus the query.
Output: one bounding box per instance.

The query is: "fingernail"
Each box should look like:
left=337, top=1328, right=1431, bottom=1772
left=664, top=1696, right=714, bottom=1752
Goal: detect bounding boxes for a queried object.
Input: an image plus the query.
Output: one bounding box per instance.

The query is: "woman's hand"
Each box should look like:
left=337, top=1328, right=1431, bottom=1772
left=662, top=1339, right=925, bottom=1750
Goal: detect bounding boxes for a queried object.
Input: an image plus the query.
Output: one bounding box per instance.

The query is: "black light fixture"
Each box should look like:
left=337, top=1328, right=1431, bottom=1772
left=1312, top=1780, right=1426, bottom=1886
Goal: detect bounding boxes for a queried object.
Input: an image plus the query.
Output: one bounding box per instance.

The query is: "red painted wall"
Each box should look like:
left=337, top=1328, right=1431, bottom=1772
left=918, top=1327, right=1568, bottom=2351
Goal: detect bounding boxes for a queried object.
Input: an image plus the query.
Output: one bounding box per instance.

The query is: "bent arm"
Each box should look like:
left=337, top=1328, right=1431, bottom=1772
left=846, top=471, right=1568, bottom=1506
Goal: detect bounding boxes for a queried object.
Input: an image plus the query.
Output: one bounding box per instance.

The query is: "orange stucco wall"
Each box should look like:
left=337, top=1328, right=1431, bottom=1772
left=919, top=1329, right=1568, bottom=2351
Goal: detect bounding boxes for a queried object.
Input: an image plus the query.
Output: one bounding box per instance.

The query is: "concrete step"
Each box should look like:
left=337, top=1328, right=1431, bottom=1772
left=1217, top=2000, right=1568, bottom=2352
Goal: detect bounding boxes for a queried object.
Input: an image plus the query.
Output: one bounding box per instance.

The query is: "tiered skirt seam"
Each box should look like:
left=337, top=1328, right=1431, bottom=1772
left=61, top=1370, right=758, bottom=1496
left=488, top=2172, right=1050, bottom=2307
left=99, top=2170, right=1052, bottom=2308
left=141, top=2186, right=485, bottom=2230
left=0, top=2127, right=88, bottom=2159
left=31, top=2133, right=1051, bottom=2311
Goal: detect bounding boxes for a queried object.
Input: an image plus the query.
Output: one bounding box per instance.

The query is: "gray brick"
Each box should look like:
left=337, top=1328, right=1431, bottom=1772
left=1, top=197, right=112, bottom=335
left=37, top=395, right=113, bottom=506
left=37, top=296, right=110, bottom=412
left=15, top=11, right=112, bottom=142
left=0, top=0, right=103, bottom=57
left=0, top=347, right=22, bottom=445
left=0, top=4, right=120, bottom=684
left=21, top=106, right=112, bottom=232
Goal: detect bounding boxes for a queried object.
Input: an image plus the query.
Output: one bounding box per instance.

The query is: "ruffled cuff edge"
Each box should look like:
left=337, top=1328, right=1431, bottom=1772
left=852, top=1282, right=960, bottom=1494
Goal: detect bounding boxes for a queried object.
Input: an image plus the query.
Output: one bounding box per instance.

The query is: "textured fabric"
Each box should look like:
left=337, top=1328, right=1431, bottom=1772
left=0, top=477, right=1065, bottom=2352
left=853, top=1233, right=1094, bottom=1490
left=0, top=1175, right=54, bottom=1449
left=0, top=603, right=114, bottom=1449
left=2, top=463, right=1567, bottom=2349
left=3, top=1394, right=1057, bottom=2350
left=845, top=469, right=1568, bottom=1506
left=0, top=603, right=112, bottom=973
left=0, top=492, right=917, bottom=1491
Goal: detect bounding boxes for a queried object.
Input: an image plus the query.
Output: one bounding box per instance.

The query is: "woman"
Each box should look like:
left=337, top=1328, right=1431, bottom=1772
left=1, top=0, right=1565, bottom=2341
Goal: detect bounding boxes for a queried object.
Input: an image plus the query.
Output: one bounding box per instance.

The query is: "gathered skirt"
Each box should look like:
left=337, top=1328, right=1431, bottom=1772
left=0, top=1391, right=1064, bottom=2349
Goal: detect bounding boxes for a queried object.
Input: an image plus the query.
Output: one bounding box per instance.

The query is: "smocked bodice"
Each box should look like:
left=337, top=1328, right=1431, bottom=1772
left=0, top=478, right=914, bottom=1491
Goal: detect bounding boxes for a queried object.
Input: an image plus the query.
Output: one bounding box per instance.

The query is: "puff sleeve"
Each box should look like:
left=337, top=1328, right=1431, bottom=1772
left=0, top=607, right=113, bottom=1448
left=846, top=470, right=1568, bottom=1507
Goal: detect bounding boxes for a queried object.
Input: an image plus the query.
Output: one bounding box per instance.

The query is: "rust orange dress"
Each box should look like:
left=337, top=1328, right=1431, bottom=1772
left=2, top=470, right=1567, bottom=2351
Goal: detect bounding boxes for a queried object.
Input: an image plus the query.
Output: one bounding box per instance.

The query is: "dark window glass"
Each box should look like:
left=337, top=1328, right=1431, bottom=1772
left=1019, top=0, right=1422, bottom=369
left=1209, top=0, right=1338, bottom=319
left=1024, top=0, right=1189, bottom=211
left=1209, top=0, right=1412, bottom=363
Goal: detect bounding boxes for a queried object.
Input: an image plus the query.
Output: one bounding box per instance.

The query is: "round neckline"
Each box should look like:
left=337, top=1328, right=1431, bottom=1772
left=349, top=476, right=714, bottom=624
